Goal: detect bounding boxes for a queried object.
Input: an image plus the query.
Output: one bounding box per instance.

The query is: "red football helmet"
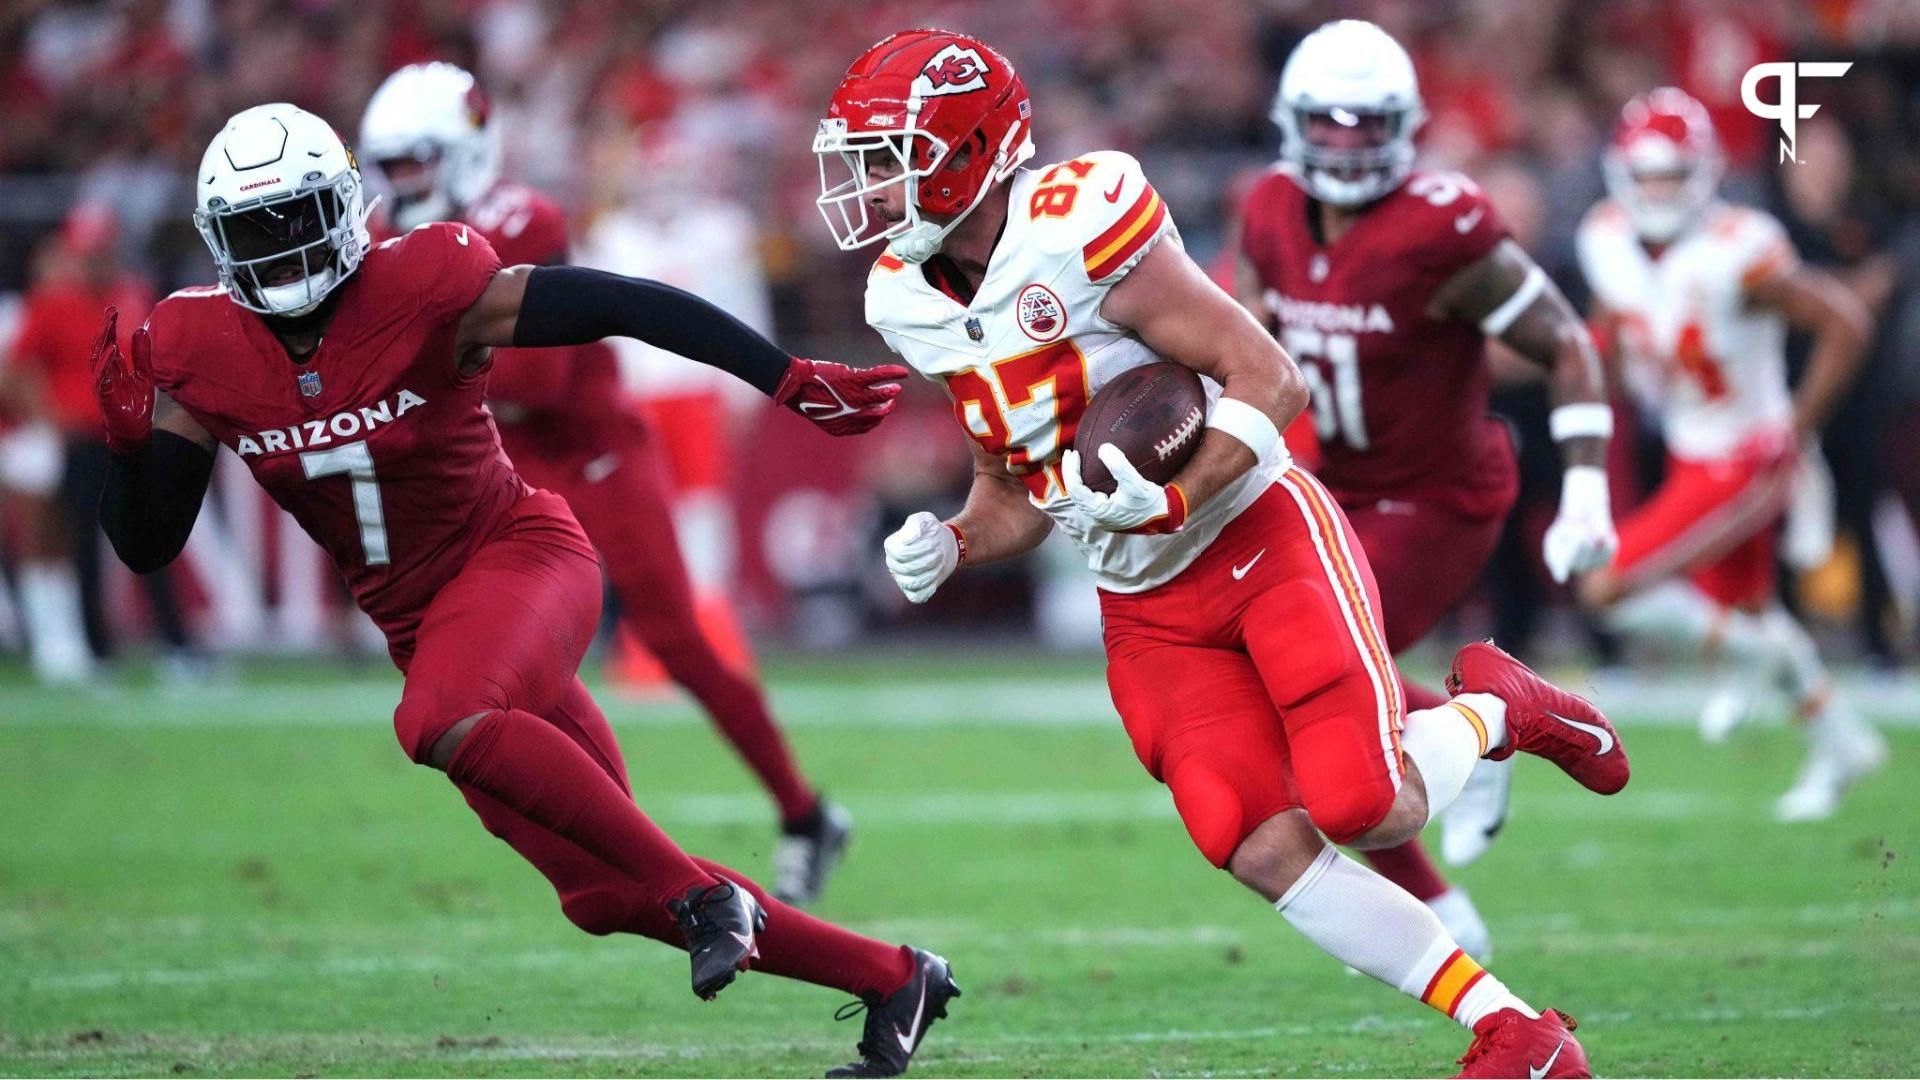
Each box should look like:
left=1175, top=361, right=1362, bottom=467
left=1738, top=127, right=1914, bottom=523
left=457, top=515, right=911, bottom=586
left=1603, top=87, right=1723, bottom=242
left=815, top=29, right=1034, bottom=263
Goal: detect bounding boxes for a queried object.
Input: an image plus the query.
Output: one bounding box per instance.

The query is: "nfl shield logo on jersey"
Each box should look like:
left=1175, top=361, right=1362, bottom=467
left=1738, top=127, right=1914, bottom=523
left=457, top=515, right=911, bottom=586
left=1017, top=283, right=1066, bottom=342
left=296, top=369, right=323, bottom=398
left=964, top=316, right=985, bottom=342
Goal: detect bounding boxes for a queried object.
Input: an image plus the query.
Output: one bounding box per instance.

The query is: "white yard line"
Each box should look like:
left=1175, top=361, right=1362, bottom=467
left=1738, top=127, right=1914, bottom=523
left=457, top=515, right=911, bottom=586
left=25, top=900, right=1916, bottom=993
left=4, top=671, right=1919, bottom=729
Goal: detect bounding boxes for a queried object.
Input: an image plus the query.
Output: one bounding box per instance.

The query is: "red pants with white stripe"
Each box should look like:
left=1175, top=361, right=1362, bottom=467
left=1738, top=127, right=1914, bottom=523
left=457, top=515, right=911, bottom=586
left=1100, top=470, right=1407, bottom=866
left=1613, top=451, right=1795, bottom=608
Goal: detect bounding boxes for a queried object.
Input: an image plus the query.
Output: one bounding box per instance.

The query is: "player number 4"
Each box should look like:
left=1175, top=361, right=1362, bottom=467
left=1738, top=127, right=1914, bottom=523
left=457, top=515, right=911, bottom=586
left=301, top=442, right=390, bottom=566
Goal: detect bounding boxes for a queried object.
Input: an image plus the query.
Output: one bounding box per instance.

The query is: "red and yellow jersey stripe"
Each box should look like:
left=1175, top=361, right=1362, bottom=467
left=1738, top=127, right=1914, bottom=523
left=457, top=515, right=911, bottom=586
left=1083, top=184, right=1168, bottom=283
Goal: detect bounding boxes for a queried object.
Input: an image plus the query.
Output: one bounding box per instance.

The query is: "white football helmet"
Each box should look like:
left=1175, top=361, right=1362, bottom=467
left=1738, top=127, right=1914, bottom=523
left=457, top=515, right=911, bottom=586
left=1272, top=20, right=1426, bottom=207
left=193, top=103, right=374, bottom=317
left=359, top=62, right=501, bottom=231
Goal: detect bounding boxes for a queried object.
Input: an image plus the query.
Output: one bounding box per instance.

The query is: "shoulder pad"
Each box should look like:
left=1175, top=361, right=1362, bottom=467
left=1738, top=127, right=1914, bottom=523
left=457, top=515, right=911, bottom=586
left=1024, top=150, right=1172, bottom=284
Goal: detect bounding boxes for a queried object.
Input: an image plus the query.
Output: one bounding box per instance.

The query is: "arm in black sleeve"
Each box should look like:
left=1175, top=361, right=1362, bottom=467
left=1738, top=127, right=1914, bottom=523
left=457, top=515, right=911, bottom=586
left=510, top=265, right=791, bottom=395
left=99, top=430, right=216, bottom=574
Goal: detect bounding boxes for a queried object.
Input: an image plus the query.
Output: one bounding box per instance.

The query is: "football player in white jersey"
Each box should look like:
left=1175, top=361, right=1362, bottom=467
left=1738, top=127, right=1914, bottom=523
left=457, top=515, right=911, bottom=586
left=1573, top=88, right=1884, bottom=823
left=817, top=29, right=1625, bottom=1076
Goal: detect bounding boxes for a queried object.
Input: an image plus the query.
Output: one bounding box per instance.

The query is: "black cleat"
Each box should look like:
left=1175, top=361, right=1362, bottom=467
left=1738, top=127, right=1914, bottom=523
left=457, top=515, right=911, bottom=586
left=668, top=878, right=766, bottom=1000
left=773, top=799, right=854, bottom=907
left=825, top=948, right=960, bottom=1078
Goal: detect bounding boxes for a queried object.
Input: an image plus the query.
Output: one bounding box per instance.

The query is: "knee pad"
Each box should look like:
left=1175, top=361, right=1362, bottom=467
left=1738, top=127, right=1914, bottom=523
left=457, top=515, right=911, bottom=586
left=1302, top=780, right=1395, bottom=846
left=1166, top=759, right=1252, bottom=868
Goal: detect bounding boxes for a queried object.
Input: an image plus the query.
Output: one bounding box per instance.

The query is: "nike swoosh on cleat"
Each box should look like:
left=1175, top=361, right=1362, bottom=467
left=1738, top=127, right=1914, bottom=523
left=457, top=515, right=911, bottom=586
left=1550, top=712, right=1614, bottom=755
left=896, top=981, right=929, bottom=1055
left=1232, top=549, right=1266, bottom=580
left=1529, top=1034, right=1567, bottom=1078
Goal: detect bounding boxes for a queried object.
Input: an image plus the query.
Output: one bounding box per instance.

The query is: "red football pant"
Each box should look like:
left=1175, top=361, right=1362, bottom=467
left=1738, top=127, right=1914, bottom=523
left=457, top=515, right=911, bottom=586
left=1613, top=451, right=1794, bottom=607
left=390, top=493, right=909, bottom=995
left=1337, top=485, right=1510, bottom=900
left=1101, top=471, right=1406, bottom=866
left=515, top=419, right=818, bottom=823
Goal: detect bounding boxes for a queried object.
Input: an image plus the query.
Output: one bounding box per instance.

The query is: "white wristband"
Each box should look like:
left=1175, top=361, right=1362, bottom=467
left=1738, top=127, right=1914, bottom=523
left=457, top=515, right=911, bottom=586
left=1549, top=402, right=1614, bottom=442
left=1207, top=396, right=1281, bottom=462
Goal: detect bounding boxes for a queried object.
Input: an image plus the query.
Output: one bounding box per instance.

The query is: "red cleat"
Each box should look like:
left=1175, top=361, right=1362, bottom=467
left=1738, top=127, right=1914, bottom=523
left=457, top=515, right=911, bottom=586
left=1447, top=641, right=1630, bottom=795
left=1454, top=1008, right=1589, bottom=1078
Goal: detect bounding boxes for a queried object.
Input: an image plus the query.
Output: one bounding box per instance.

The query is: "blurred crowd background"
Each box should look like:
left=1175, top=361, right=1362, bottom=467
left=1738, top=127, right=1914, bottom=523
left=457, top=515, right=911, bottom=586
left=4, top=0, right=1920, bottom=684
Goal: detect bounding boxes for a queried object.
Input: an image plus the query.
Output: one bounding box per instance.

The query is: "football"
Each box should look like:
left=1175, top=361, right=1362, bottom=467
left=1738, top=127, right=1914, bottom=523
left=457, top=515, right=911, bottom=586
left=1071, top=361, right=1207, bottom=493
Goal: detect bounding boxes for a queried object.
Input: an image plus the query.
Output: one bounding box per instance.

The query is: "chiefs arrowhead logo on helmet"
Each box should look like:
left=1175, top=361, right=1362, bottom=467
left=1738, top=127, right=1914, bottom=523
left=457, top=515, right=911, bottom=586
left=916, top=44, right=990, bottom=95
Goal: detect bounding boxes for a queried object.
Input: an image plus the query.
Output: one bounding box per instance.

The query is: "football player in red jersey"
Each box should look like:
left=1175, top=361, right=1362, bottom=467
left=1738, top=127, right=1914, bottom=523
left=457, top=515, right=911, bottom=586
left=825, top=29, right=1613, bottom=1077
left=93, top=102, right=952, bottom=1078
left=1233, top=21, right=1618, bottom=903
left=359, top=62, right=851, bottom=906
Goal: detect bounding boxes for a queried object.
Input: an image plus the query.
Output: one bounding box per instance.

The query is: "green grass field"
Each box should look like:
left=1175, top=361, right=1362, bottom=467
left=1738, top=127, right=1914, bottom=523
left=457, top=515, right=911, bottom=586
left=1, top=654, right=1915, bottom=1077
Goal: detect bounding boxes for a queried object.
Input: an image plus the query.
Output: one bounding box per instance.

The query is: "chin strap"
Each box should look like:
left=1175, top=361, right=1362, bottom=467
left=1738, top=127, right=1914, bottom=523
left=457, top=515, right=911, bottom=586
left=890, top=113, right=1030, bottom=264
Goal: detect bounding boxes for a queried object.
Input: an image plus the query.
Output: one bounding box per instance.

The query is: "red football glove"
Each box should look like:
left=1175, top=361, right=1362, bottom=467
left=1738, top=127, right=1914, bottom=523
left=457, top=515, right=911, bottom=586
left=773, top=357, right=909, bottom=436
left=91, top=307, right=155, bottom=455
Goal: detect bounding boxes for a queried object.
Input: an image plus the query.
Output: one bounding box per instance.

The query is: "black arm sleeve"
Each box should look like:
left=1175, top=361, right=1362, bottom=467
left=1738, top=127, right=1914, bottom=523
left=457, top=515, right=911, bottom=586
left=99, top=430, right=216, bottom=575
left=511, top=265, right=791, bottom=395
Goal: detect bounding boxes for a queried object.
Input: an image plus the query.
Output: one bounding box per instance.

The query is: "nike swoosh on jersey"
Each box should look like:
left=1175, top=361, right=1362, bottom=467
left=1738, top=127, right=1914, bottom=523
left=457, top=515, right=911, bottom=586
left=1550, top=712, right=1615, bottom=754
left=1232, top=549, right=1266, bottom=580
left=454, top=227, right=470, bottom=246
left=1455, top=207, right=1486, bottom=234
left=1529, top=1035, right=1567, bottom=1079
left=1104, top=176, right=1125, bottom=202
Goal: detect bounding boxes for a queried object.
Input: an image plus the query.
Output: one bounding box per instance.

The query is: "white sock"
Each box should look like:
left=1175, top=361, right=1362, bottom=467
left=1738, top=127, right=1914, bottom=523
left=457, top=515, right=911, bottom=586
left=1758, top=605, right=1828, bottom=709
left=18, top=561, right=93, bottom=683
left=1608, top=582, right=1773, bottom=670
left=1401, top=693, right=1506, bottom=822
left=1276, top=845, right=1536, bottom=1028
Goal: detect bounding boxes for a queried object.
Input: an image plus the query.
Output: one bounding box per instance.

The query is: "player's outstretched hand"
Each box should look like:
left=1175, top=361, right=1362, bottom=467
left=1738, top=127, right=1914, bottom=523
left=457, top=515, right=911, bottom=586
left=1063, top=444, right=1187, bottom=535
left=91, top=307, right=155, bottom=455
left=883, top=511, right=961, bottom=604
left=774, top=357, right=909, bottom=436
left=1542, top=464, right=1617, bottom=583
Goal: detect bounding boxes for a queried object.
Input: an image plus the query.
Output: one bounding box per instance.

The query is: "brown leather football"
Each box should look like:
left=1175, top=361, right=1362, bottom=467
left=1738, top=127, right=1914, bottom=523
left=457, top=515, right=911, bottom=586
left=1071, top=362, right=1207, bottom=494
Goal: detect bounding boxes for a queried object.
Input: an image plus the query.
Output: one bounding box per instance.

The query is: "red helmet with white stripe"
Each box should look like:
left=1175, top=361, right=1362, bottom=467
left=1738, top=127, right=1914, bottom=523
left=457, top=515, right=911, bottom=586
left=1603, top=87, right=1723, bottom=243
left=815, top=29, right=1034, bottom=263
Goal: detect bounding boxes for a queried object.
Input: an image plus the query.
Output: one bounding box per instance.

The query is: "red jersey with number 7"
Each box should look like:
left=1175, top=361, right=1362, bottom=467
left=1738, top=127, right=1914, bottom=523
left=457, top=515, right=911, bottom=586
left=142, top=222, right=574, bottom=655
left=1238, top=166, right=1516, bottom=519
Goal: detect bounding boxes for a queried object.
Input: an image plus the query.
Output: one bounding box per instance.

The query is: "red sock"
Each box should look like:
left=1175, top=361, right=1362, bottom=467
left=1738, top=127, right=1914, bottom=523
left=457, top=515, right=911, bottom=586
left=465, top=790, right=913, bottom=998
left=693, top=856, right=915, bottom=998
left=447, top=708, right=715, bottom=908
left=1363, top=839, right=1451, bottom=902
left=641, top=630, right=818, bottom=824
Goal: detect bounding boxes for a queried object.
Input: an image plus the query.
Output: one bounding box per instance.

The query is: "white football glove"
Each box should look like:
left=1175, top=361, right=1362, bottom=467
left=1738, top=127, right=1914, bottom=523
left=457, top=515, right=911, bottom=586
left=1542, top=465, right=1618, bottom=584
left=1062, top=444, right=1183, bottom=534
left=883, top=511, right=960, bottom=604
